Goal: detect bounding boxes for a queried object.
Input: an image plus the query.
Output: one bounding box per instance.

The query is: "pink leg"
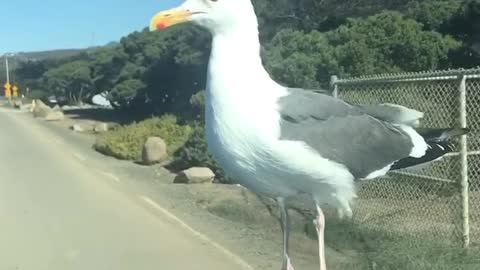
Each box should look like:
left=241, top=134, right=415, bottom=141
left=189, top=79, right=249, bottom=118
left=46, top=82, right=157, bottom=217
left=314, top=204, right=327, bottom=270
left=282, top=256, right=295, bottom=270
left=278, top=198, right=295, bottom=270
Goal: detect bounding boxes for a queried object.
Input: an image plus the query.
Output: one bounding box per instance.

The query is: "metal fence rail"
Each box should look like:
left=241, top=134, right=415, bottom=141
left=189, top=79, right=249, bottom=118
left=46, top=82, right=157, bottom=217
left=331, top=67, right=480, bottom=248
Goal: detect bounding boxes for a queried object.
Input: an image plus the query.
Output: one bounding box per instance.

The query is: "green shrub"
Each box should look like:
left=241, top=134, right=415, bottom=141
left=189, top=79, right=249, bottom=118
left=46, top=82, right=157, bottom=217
left=93, top=114, right=192, bottom=161
left=169, top=122, right=231, bottom=183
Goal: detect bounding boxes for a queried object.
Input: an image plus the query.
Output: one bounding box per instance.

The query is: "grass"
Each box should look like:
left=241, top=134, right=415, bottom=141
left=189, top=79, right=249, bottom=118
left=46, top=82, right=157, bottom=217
left=207, top=198, right=261, bottom=224
left=90, top=114, right=229, bottom=183
left=93, top=114, right=193, bottom=161
left=316, top=217, right=480, bottom=270
left=194, top=184, right=480, bottom=270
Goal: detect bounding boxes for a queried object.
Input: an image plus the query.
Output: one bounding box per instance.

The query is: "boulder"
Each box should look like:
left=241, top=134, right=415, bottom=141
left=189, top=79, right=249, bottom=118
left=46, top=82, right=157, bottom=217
left=13, top=100, right=22, bottom=109
left=33, top=106, right=51, bottom=118
left=142, top=137, right=168, bottom=165
left=174, top=167, right=215, bottom=184
left=52, top=104, right=62, bottom=112
left=35, top=99, right=48, bottom=107
left=44, top=111, right=65, bottom=121
left=29, top=101, right=36, bottom=112
left=32, top=99, right=53, bottom=118
left=71, top=124, right=84, bottom=132
left=93, top=123, right=109, bottom=133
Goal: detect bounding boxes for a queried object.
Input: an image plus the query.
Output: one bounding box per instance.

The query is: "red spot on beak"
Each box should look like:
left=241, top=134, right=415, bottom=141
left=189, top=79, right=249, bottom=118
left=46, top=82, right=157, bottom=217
left=157, top=22, right=167, bottom=29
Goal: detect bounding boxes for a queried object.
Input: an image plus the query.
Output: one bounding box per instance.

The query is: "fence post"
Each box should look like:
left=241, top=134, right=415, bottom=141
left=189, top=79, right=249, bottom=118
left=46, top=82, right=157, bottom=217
left=330, top=75, right=338, bottom=98
left=458, top=74, right=470, bottom=248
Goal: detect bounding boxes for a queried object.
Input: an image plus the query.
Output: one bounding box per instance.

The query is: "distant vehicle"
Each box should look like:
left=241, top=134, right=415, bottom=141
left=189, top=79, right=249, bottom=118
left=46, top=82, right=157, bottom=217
left=47, top=95, right=58, bottom=104
left=92, top=92, right=112, bottom=108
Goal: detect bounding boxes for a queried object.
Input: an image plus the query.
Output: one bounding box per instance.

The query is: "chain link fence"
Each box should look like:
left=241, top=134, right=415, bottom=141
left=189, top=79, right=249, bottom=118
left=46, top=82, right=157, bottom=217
left=331, top=68, right=480, bottom=248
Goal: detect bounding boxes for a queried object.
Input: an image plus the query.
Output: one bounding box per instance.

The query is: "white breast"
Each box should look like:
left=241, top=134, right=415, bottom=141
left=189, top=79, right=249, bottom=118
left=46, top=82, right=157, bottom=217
left=204, top=72, right=293, bottom=195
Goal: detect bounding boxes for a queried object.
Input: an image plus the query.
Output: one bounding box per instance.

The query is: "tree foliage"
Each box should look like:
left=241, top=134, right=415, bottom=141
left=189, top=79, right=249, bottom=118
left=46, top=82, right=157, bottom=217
left=442, top=0, right=480, bottom=67
left=43, top=60, right=93, bottom=104
left=265, top=11, right=461, bottom=88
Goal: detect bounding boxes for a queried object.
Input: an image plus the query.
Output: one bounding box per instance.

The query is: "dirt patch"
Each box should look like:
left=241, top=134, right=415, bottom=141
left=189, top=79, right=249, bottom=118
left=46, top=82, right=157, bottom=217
left=51, top=109, right=113, bottom=133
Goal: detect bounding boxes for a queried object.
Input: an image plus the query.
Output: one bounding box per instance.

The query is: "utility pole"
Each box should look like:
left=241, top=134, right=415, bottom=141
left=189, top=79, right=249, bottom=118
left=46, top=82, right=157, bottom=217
left=5, top=54, right=9, bottom=83
left=3, top=54, right=12, bottom=99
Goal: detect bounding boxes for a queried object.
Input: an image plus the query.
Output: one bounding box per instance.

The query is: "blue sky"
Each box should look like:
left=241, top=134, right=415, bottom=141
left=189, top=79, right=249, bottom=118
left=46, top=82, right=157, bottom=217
left=1, top=0, right=181, bottom=53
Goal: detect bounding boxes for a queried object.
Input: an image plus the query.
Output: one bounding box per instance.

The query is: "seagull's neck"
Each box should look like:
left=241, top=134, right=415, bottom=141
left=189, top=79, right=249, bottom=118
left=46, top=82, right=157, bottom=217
left=207, top=26, right=281, bottom=100
left=212, top=28, right=263, bottom=67
left=205, top=25, right=286, bottom=148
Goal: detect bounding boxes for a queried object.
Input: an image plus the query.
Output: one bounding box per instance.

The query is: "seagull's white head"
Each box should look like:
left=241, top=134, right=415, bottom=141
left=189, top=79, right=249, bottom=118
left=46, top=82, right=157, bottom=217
left=149, top=0, right=258, bottom=34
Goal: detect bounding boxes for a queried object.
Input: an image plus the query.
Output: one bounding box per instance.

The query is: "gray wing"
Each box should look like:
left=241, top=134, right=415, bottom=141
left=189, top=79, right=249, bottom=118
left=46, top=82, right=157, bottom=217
left=356, top=103, right=424, bottom=127
left=278, top=88, right=416, bottom=179
left=283, top=88, right=424, bottom=126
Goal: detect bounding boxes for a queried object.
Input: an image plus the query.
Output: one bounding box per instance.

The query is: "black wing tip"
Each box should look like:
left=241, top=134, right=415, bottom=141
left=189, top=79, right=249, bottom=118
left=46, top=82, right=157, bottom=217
left=458, top=127, right=470, bottom=135
left=417, top=127, right=470, bottom=140
left=445, top=127, right=470, bottom=138
left=390, top=140, right=457, bottom=171
left=389, top=127, right=470, bottom=172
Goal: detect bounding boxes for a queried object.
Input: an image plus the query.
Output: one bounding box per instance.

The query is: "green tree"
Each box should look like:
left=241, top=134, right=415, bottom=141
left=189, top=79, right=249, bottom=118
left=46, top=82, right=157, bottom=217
left=10, top=60, right=46, bottom=95
left=137, top=26, right=210, bottom=117
left=406, top=0, right=462, bottom=30
left=330, top=12, right=461, bottom=73
left=44, top=60, right=93, bottom=105
left=442, top=0, right=480, bottom=68
left=89, top=46, right=129, bottom=95
left=265, top=29, right=338, bottom=88
left=265, top=11, right=461, bottom=88
left=108, top=79, right=146, bottom=108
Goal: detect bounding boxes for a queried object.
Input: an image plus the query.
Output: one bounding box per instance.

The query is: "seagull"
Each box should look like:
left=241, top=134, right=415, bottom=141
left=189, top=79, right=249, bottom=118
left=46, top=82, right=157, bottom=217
left=149, top=1, right=469, bottom=269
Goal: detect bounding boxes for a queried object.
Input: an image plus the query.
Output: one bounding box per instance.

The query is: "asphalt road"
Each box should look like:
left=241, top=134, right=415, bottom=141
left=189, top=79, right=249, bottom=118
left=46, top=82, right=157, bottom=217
left=0, top=107, right=250, bottom=270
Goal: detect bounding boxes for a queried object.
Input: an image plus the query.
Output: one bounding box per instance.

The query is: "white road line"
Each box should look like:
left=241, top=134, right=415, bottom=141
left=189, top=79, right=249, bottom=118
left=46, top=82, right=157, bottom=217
left=72, top=152, right=87, bottom=161
left=0, top=108, right=26, bottom=113
left=140, top=196, right=254, bottom=270
left=100, top=171, right=121, bottom=182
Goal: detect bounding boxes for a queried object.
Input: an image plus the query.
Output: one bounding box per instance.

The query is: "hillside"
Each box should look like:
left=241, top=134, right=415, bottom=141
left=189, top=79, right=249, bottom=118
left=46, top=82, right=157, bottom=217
left=1, top=42, right=120, bottom=83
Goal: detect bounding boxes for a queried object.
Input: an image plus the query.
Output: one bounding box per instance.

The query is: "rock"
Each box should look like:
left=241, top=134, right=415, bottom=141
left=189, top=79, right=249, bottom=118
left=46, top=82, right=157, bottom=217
left=32, top=99, right=53, bottom=118
left=33, top=108, right=50, bottom=118
left=71, top=124, right=84, bottom=132
left=29, top=101, right=36, bottom=112
left=13, top=100, right=22, bottom=109
left=52, top=104, right=62, bottom=111
left=174, top=167, right=215, bottom=184
left=44, top=110, right=65, bottom=121
left=31, top=99, right=55, bottom=118
left=93, top=123, right=109, bottom=133
left=142, top=137, right=168, bottom=165
left=35, top=99, right=48, bottom=107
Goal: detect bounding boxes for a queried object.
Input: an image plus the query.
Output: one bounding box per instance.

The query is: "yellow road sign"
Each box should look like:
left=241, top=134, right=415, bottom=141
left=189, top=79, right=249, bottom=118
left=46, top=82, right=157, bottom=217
left=12, top=85, right=18, bottom=97
left=4, top=82, right=11, bottom=90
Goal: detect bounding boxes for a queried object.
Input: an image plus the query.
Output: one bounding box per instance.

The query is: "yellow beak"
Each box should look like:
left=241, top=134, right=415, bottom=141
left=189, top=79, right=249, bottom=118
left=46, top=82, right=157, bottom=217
left=149, top=8, right=193, bottom=31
